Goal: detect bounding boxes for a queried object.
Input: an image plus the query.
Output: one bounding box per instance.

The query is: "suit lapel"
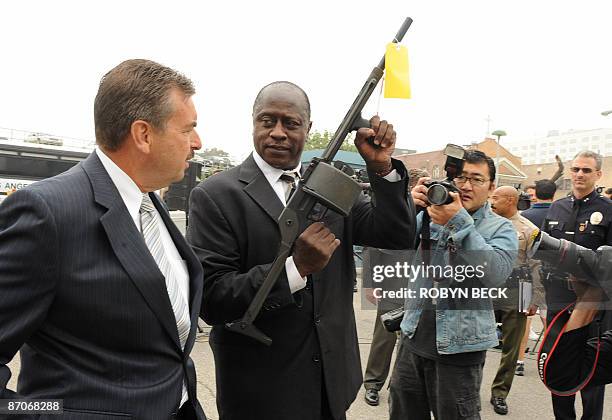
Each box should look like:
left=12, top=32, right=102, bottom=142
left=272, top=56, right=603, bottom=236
left=240, top=154, right=284, bottom=224
left=152, top=193, right=203, bottom=355
left=82, top=152, right=182, bottom=352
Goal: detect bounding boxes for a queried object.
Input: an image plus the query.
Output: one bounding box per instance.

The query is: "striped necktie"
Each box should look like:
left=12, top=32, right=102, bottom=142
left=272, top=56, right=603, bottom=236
left=140, top=193, right=191, bottom=349
left=279, top=171, right=299, bottom=202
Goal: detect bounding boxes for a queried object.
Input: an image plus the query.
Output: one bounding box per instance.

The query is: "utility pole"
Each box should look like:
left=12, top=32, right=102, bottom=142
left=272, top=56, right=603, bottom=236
left=492, top=130, right=507, bottom=187
left=485, top=115, right=492, bottom=136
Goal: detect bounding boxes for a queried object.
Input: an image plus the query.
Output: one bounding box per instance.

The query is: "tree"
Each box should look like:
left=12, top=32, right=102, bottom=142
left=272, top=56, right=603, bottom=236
left=197, top=147, right=229, bottom=158
left=305, top=130, right=357, bottom=153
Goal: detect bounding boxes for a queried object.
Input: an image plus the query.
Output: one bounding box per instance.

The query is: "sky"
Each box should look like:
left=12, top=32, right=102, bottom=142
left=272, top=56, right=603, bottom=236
left=2, top=1, right=612, bottom=161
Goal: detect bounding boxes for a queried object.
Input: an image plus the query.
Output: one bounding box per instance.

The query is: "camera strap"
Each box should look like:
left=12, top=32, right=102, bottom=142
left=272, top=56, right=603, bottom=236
left=537, top=302, right=602, bottom=396
left=420, top=210, right=431, bottom=265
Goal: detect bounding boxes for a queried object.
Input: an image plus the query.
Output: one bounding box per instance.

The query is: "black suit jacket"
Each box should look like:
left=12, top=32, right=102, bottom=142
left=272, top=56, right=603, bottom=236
left=0, top=152, right=206, bottom=420
left=187, top=154, right=415, bottom=420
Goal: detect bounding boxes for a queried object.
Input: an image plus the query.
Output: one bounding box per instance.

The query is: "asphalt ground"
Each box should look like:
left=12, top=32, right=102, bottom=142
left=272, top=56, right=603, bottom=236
left=7, top=271, right=611, bottom=420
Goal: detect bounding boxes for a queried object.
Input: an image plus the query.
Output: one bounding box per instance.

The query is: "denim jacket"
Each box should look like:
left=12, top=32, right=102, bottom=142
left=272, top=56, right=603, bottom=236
left=400, top=202, right=518, bottom=354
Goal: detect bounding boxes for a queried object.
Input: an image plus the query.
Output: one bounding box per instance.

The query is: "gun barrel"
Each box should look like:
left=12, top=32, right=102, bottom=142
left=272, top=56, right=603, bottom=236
left=321, top=17, right=413, bottom=162
left=379, top=17, right=414, bottom=68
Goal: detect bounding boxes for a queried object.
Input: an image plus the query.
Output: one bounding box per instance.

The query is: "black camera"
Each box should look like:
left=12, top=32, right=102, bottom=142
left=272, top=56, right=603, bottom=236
left=535, top=232, right=612, bottom=297
left=517, top=192, right=532, bottom=211
left=425, top=181, right=462, bottom=205
left=380, top=307, right=405, bottom=332
left=424, top=144, right=466, bottom=205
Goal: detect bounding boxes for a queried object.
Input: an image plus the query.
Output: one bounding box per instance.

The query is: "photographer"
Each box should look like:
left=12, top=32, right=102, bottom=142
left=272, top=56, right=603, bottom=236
left=540, top=151, right=612, bottom=420
left=531, top=233, right=612, bottom=391
left=389, top=150, right=518, bottom=420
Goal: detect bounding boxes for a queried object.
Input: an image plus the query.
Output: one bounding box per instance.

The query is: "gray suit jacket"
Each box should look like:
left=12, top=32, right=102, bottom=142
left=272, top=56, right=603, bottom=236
left=0, top=152, right=206, bottom=419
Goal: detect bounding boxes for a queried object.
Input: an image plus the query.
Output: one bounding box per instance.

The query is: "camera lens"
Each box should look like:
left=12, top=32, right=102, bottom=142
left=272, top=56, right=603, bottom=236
left=427, top=184, right=449, bottom=205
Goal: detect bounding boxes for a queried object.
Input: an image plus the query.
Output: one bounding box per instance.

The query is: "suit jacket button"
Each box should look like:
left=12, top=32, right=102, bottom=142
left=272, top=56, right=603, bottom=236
left=313, top=355, right=320, bottom=363
left=314, top=315, right=321, bottom=324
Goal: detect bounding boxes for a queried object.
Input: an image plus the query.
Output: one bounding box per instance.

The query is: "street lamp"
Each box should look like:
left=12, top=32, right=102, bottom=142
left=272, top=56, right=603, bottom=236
left=602, top=110, right=612, bottom=117
left=492, top=130, right=507, bottom=186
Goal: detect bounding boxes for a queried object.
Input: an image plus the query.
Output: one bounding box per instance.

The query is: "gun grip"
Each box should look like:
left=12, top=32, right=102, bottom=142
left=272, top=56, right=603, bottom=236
left=225, top=320, right=273, bottom=346
left=350, top=114, right=371, bottom=132
left=350, top=114, right=380, bottom=148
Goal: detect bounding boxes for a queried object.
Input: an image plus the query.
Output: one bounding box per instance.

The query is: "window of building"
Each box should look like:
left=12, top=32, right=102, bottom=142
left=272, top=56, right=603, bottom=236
left=562, top=179, right=571, bottom=190
left=432, top=165, right=440, bottom=178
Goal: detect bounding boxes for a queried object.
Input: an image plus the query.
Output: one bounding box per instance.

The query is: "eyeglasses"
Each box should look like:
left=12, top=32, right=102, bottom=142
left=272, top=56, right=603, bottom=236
left=453, top=176, right=489, bottom=186
left=570, top=167, right=595, bottom=174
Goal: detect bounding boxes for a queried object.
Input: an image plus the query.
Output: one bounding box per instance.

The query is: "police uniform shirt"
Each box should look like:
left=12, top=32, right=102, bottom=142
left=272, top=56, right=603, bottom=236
left=543, top=190, right=612, bottom=249
left=542, top=189, right=612, bottom=328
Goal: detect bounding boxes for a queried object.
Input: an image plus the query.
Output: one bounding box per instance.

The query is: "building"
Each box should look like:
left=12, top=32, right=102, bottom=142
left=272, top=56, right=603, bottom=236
left=522, top=157, right=612, bottom=200
left=301, top=149, right=366, bottom=172
left=393, top=147, right=416, bottom=156
left=395, top=138, right=528, bottom=188
left=506, top=128, right=612, bottom=165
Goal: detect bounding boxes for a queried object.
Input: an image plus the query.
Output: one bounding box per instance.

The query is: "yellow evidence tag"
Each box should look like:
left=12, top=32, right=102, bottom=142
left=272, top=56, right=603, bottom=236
left=384, top=43, right=411, bottom=99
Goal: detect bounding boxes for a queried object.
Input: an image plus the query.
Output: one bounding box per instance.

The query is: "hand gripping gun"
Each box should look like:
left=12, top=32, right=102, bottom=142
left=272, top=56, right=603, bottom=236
left=225, top=17, right=414, bottom=345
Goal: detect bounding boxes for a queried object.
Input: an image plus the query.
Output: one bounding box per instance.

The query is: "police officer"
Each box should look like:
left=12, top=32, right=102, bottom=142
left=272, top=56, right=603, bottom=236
left=489, top=186, right=544, bottom=415
left=542, top=150, right=612, bottom=420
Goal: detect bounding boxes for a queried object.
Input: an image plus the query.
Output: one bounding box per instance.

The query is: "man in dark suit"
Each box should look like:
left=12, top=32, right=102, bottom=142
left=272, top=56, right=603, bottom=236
left=187, top=81, right=416, bottom=420
left=0, top=59, right=206, bottom=419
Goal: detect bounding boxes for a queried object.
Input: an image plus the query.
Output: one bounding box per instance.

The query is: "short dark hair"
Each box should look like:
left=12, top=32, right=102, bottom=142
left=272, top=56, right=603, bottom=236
left=605, top=187, right=612, bottom=195
left=535, top=179, right=557, bottom=200
left=463, top=150, right=495, bottom=183
left=252, top=81, right=311, bottom=120
left=94, top=59, right=195, bottom=151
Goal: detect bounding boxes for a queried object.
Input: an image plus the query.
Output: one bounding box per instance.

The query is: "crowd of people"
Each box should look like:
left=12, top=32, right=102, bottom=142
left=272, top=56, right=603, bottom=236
left=0, top=58, right=610, bottom=420
left=364, top=150, right=612, bottom=419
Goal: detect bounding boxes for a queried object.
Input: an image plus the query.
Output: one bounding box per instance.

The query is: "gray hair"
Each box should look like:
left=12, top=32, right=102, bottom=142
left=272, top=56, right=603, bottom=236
left=574, top=150, right=602, bottom=170
left=94, top=59, right=195, bottom=151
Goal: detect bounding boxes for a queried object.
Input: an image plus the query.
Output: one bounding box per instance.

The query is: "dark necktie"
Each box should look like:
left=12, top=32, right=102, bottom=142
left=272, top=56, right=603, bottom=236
left=279, top=171, right=298, bottom=202
left=565, top=198, right=582, bottom=240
